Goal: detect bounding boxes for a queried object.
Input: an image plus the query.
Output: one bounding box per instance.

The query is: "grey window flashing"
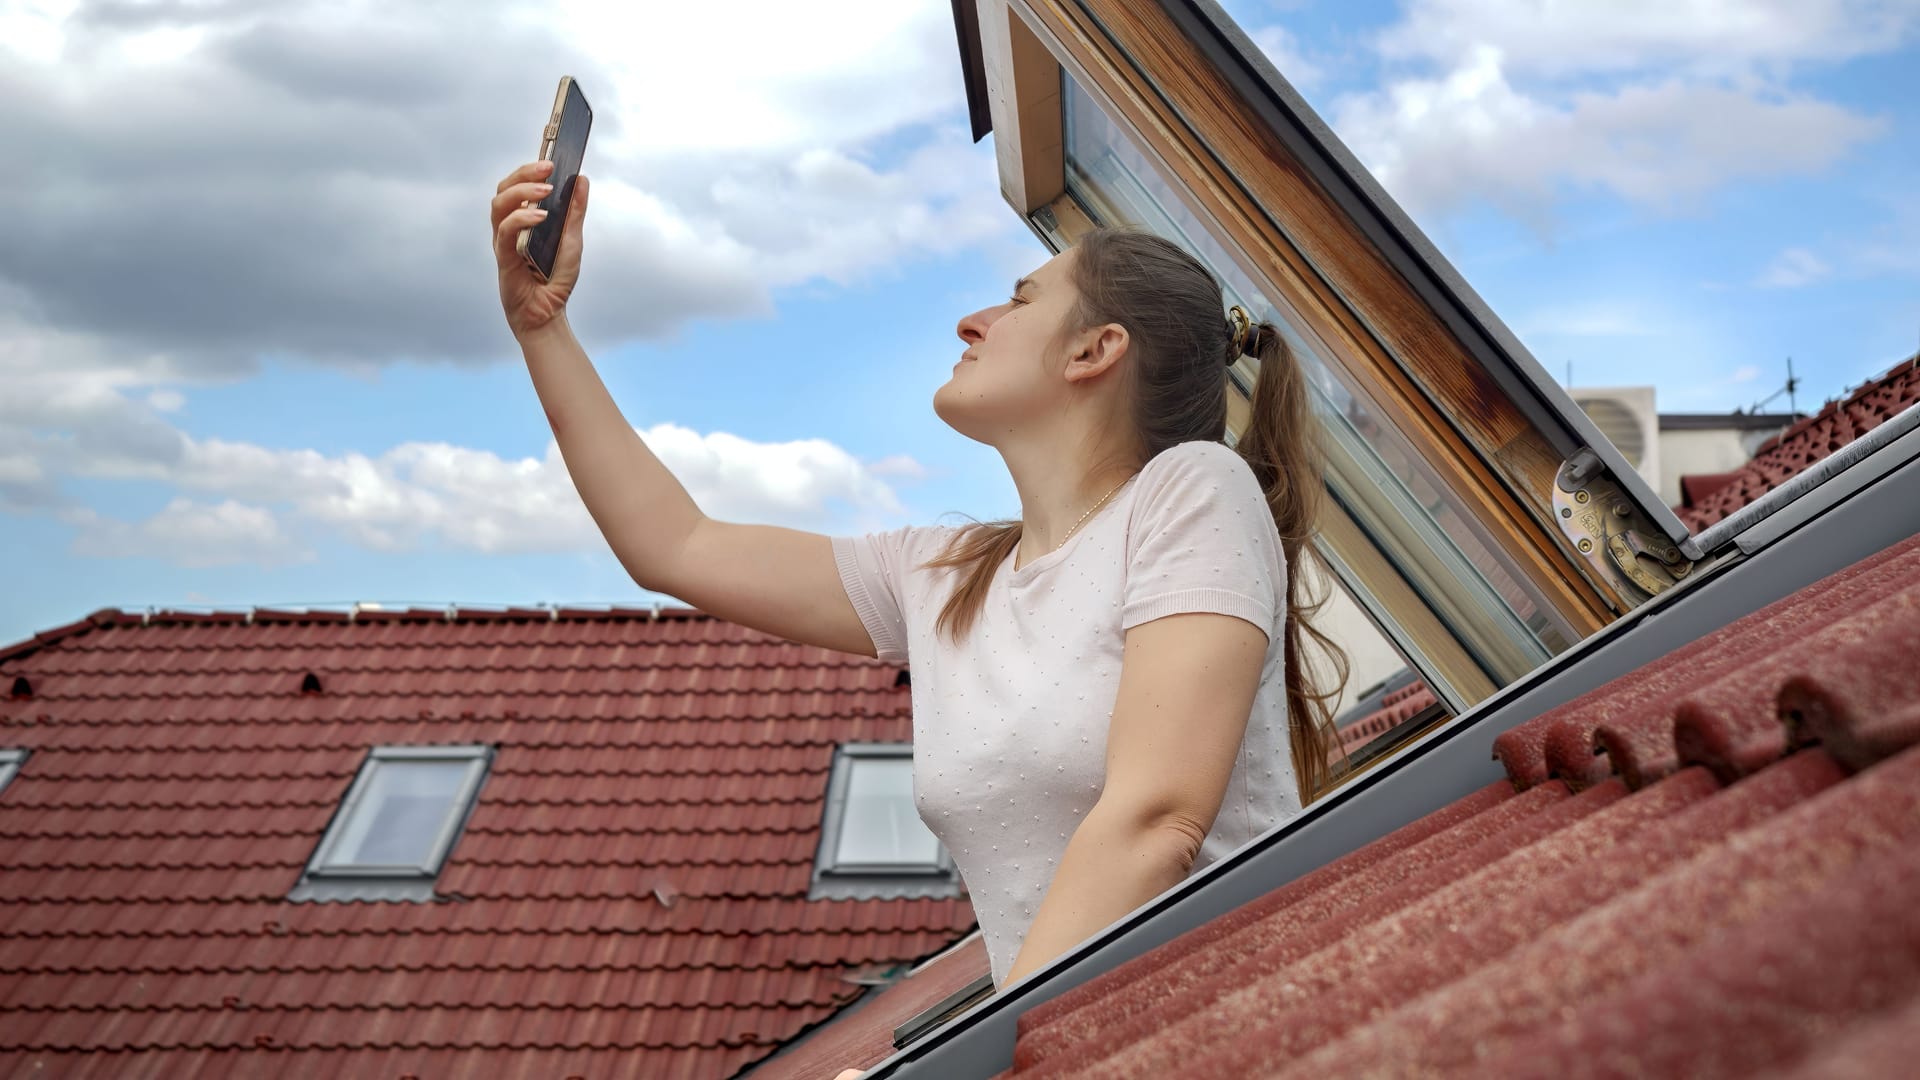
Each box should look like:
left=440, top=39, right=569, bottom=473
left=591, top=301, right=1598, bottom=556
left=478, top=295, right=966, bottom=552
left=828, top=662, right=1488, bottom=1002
left=1681, top=400, right=1920, bottom=560
left=0, top=748, right=26, bottom=794
left=894, top=972, right=998, bottom=1049
left=811, top=743, right=963, bottom=901
left=290, top=744, right=492, bottom=903
left=859, top=445, right=1920, bottom=1077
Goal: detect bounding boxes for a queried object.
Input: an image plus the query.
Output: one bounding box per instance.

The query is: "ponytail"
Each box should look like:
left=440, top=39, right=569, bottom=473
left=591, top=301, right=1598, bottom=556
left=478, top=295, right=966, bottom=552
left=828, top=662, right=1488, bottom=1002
left=1234, top=322, right=1350, bottom=802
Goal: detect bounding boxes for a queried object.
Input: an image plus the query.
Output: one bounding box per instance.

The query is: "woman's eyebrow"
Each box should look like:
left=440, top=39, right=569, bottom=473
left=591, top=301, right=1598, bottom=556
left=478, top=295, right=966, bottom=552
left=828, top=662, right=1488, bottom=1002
left=1012, top=276, right=1038, bottom=296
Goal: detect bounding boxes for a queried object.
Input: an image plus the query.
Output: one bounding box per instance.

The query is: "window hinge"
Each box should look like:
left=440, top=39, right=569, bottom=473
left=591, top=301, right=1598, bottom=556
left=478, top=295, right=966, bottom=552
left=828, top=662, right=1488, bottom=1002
left=1553, top=448, right=1695, bottom=605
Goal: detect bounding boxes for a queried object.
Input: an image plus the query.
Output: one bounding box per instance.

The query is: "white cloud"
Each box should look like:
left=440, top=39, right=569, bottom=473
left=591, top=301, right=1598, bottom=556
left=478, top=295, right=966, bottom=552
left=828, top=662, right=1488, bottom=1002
left=1, top=349, right=920, bottom=564
left=1249, top=24, right=1324, bottom=89
left=1757, top=247, right=1833, bottom=288
left=555, top=0, right=965, bottom=158
left=1380, top=0, right=1920, bottom=76
left=68, top=498, right=311, bottom=568
left=0, top=1, right=969, bottom=569
left=1332, top=46, right=1885, bottom=221
left=0, top=0, right=1009, bottom=381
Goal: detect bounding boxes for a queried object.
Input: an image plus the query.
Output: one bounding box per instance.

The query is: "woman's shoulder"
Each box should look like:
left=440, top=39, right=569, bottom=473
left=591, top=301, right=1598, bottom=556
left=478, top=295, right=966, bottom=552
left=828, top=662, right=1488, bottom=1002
left=852, top=520, right=992, bottom=573
left=1136, top=440, right=1264, bottom=500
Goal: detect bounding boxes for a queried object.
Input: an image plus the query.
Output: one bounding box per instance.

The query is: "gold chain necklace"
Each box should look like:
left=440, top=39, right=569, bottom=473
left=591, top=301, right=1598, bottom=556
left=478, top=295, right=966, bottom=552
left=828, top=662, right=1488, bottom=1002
left=1052, top=475, right=1133, bottom=553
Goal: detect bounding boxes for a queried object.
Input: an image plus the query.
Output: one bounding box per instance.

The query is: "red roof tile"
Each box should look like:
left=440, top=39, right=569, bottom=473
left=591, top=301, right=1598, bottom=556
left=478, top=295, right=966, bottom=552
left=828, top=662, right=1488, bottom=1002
left=1000, top=530, right=1920, bottom=1078
left=1677, top=354, right=1920, bottom=530
left=0, top=607, right=976, bottom=1078
left=754, top=934, right=992, bottom=1080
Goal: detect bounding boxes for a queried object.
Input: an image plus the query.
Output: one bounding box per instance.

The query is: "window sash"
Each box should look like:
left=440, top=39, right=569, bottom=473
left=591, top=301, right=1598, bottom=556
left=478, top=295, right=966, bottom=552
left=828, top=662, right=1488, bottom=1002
left=0, top=749, right=24, bottom=793
left=309, top=746, right=491, bottom=878
left=1048, top=71, right=1571, bottom=707
left=820, top=745, right=952, bottom=877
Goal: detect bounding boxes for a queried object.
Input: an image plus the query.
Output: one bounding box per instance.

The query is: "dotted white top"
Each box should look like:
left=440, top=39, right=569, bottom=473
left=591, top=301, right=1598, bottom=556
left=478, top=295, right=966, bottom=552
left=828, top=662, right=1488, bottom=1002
left=832, top=441, right=1301, bottom=985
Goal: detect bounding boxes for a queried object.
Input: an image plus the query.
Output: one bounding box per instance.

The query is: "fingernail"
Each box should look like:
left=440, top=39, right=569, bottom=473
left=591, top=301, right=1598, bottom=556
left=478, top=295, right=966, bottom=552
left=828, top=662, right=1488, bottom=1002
left=532, top=208, right=549, bottom=217
left=536, top=183, right=553, bottom=193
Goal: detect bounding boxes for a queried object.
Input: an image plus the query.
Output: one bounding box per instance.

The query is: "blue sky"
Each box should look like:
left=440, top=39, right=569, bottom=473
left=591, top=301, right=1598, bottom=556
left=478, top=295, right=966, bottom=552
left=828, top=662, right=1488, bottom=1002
left=3, top=0, right=1918, bottom=647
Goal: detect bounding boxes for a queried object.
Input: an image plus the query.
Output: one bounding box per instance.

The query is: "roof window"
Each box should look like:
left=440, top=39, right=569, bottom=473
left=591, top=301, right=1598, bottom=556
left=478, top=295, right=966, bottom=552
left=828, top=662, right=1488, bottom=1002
left=0, top=749, right=26, bottom=795
left=290, top=744, right=491, bottom=902
left=810, top=744, right=962, bottom=900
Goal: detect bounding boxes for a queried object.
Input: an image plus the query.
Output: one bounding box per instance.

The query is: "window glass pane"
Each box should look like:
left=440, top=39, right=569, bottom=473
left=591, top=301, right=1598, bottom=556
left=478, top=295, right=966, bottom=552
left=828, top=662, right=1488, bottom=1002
left=330, top=759, right=472, bottom=869
left=837, top=756, right=942, bottom=867
left=0, top=750, right=23, bottom=793
left=1059, top=73, right=1576, bottom=707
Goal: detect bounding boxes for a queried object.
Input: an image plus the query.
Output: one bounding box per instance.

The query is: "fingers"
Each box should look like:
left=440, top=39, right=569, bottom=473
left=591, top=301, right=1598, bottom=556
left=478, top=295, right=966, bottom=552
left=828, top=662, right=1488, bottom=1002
left=490, top=179, right=556, bottom=229
left=492, top=203, right=549, bottom=265
left=495, top=158, right=555, bottom=195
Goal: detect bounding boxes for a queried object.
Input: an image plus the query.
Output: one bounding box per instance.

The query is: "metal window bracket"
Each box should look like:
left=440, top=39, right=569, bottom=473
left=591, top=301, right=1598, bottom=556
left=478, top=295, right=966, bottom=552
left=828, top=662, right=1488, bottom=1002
left=1553, top=448, right=1694, bottom=603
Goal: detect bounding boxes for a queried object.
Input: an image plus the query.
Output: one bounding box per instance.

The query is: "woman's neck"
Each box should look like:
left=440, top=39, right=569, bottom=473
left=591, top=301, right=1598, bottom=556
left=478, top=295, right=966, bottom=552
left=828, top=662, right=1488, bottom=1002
left=1003, top=441, right=1139, bottom=568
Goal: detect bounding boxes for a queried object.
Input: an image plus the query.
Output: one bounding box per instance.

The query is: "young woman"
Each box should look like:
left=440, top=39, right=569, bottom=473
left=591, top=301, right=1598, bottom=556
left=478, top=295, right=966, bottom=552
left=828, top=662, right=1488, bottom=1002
left=489, top=159, right=1345, bottom=992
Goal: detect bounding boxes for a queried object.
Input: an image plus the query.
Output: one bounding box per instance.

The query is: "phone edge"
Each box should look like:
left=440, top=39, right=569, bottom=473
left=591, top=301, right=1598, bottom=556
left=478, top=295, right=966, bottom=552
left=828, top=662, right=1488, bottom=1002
left=516, top=75, right=575, bottom=283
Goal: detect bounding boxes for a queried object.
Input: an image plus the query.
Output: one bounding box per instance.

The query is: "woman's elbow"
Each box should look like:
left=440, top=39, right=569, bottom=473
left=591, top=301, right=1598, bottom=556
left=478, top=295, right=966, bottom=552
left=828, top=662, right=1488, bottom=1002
left=1143, top=811, right=1210, bottom=874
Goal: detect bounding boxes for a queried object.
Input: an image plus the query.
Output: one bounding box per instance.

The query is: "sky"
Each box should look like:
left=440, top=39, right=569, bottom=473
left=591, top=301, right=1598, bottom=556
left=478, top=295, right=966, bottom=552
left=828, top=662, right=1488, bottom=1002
left=3, top=0, right=1918, bottom=646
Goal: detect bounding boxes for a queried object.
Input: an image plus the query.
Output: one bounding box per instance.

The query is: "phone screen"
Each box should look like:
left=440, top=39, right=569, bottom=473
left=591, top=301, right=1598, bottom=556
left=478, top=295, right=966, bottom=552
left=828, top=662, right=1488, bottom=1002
left=523, top=78, right=592, bottom=281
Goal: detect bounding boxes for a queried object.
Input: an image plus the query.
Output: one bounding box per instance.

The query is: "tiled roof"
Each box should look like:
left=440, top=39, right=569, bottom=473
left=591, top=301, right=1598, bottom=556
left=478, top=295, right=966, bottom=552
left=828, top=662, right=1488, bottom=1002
left=1330, top=677, right=1439, bottom=765
left=997, top=531, right=1920, bottom=1078
left=1677, top=354, right=1920, bottom=530
left=754, top=933, right=991, bottom=1079
left=0, top=606, right=976, bottom=1079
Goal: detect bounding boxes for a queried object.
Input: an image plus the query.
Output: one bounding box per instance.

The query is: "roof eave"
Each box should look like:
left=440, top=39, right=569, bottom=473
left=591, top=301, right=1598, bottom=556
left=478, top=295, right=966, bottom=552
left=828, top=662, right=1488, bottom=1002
left=951, top=0, right=992, bottom=142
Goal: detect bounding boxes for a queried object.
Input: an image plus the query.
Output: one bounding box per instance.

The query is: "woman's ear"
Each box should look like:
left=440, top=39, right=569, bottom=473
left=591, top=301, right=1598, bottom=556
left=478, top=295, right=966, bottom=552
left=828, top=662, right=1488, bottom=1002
left=1064, top=323, right=1129, bottom=383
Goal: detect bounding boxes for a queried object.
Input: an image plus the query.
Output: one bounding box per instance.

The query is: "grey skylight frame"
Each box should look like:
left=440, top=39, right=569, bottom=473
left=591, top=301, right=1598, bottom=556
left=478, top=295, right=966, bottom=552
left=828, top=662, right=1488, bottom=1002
left=0, top=749, right=27, bottom=794
left=810, top=743, right=963, bottom=901
left=290, top=744, right=492, bottom=903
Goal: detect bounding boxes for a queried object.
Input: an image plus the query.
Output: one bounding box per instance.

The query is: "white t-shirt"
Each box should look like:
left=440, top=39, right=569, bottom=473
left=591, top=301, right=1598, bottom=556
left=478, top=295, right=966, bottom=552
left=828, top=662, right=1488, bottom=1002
left=831, top=440, right=1301, bottom=985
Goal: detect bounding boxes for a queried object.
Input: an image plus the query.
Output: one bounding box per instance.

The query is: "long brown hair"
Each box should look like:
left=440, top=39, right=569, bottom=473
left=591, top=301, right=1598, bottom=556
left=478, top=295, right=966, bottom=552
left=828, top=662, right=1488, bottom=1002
left=923, top=228, right=1349, bottom=804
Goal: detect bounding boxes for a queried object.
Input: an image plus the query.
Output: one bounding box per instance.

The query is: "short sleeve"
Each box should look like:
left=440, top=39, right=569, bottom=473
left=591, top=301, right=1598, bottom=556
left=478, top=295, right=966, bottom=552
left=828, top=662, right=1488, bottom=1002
left=831, top=526, right=934, bottom=665
left=1120, top=441, right=1285, bottom=637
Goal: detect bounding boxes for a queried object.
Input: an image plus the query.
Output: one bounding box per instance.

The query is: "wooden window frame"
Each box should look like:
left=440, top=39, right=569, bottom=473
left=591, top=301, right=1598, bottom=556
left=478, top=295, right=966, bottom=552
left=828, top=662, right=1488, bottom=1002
left=967, top=0, right=1703, bottom=711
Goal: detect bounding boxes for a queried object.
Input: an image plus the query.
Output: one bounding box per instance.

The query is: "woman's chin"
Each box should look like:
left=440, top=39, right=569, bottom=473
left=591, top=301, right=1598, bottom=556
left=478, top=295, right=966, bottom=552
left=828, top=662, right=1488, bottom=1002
left=932, top=387, right=993, bottom=443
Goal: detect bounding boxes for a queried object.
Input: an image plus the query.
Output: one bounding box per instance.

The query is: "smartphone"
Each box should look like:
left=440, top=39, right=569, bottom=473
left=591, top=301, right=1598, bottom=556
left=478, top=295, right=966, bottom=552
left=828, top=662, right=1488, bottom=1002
left=517, top=76, right=592, bottom=282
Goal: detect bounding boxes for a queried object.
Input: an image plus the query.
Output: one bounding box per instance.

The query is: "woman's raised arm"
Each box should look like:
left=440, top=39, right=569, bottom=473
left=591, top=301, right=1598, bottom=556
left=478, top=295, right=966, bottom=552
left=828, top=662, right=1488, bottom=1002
left=492, top=162, right=877, bottom=657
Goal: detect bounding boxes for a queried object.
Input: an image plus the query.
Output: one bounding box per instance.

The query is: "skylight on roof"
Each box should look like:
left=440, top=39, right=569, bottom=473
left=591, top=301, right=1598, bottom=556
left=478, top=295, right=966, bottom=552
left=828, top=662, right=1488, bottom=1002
left=292, top=745, right=491, bottom=902
left=0, top=749, right=26, bottom=794
left=811, top=744, right=962, bottom=901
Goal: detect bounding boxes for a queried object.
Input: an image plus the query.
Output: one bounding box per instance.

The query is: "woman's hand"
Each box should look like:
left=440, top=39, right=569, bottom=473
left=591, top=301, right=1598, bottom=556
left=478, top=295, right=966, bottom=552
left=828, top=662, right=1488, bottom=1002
left=832, top=1069, right=864, bottom=1079
left=492, top=159, right=590, bottom=341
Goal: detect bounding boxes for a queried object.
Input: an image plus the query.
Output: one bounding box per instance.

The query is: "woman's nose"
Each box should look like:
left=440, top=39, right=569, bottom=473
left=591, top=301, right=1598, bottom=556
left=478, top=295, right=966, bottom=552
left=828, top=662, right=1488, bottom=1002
left=956, top=306, right=995, bottom=345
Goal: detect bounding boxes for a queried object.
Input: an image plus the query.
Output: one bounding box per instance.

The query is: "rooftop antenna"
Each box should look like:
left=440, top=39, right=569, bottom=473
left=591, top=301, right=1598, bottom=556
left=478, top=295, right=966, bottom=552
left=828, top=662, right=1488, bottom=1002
left=1746, top=356, right=1803, bottom=417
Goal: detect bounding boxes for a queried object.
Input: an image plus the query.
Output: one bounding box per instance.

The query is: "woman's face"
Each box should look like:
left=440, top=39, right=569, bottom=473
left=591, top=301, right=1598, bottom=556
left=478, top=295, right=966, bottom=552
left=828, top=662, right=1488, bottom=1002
left=934, top=248, right=1084, bottom=445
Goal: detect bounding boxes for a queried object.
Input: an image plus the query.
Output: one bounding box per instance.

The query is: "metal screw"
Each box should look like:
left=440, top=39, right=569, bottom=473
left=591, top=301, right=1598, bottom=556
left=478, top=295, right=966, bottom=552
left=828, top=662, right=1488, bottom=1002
left=1612, top=503, right=1631, bottom=518
left=1574, top=490, right=1590, bottom=504
left=1560, top=507, right=1572, bottom=518
left=1577, top=538, right=1594, bottom=553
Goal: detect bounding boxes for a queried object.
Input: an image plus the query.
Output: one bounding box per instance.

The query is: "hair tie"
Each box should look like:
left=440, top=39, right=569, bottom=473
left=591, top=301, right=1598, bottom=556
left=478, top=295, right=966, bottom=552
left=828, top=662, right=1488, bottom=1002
left=1226, top=305, right=1254, bottom=364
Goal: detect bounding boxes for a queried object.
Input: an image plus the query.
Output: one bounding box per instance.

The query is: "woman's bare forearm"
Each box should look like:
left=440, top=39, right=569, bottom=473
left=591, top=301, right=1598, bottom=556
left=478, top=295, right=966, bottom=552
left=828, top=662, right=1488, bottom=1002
left=516, top=316, right=701, bottom=590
